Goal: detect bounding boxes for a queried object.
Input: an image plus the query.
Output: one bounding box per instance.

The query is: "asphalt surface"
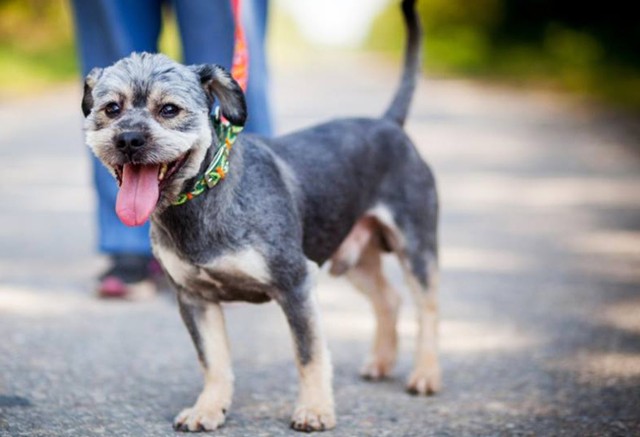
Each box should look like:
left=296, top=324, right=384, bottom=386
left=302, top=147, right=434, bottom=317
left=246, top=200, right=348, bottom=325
left=1, top=53, right=640, bottom=436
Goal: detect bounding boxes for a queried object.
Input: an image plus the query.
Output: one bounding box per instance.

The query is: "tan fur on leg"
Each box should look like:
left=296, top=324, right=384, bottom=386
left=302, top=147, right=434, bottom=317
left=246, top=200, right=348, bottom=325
left=346, top=242, right=401, bottom=380
left=174, top=303, right=233, bottom=432
left=404, top=260, right=441, bottom=395
left=291, top=334, right=335, bottom=432
left=289, top=262, right=336, bottom=432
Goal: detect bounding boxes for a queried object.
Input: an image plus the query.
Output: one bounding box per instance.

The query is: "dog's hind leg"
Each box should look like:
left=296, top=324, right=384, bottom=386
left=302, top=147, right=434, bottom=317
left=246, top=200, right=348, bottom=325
left=279, top=261, right=335, bottom=432
left=402, top=252, right=441, bottom=395
left=337, top=218, right=401, bottom=380
left=173, top=295, right=233, bottom=432
left=360, top=204, right=441, bottom=394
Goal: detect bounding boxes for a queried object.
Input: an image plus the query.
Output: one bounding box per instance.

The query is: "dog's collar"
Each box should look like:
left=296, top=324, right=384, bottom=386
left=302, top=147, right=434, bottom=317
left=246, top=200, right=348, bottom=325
left=172, top=108, right=243, bottom=206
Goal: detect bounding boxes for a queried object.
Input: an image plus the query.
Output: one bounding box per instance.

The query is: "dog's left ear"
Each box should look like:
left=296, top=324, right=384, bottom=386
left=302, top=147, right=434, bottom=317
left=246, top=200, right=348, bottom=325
left=82, top=67, right=103, bottom=117
left=190, top=64, right=247, bottom=127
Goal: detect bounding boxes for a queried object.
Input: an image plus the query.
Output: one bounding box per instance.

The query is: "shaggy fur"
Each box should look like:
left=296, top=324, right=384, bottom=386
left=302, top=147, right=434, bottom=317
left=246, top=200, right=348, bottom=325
left=82, top=0, right=439, bottom=432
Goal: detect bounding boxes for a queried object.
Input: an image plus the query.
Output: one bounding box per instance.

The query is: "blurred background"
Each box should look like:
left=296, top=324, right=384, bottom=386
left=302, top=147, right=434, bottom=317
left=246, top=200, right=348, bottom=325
left=1, top=1, right=639, bottom=436
left=1, top=0, right=639, bottom=110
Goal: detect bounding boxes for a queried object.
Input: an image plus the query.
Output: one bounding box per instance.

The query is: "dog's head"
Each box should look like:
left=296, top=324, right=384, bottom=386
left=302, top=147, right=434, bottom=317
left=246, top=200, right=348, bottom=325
left=82, top=52, right=246, bottom=226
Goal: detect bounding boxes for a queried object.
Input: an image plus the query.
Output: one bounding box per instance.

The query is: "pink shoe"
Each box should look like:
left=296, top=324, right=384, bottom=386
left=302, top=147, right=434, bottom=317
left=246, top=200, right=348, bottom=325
left=98, top=275, right=129, bottom=298
left=97, top=254, right=159, bottom=300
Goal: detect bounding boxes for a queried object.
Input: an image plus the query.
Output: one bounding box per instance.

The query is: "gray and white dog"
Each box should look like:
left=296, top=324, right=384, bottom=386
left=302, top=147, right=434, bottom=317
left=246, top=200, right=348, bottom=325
left=81, top=0, right=439, bottom=432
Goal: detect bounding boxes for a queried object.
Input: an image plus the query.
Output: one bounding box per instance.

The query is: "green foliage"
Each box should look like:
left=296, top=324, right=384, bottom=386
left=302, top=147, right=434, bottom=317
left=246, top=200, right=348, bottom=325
left=0, top=42, right=77, bottom=91
left=369, top=0, right=499, bottom=74
left=368, top=0, right=640, bottom=111
left=0, top=0, right=77, bottom=96
left=0, top=0, right=182, bottom=97
left=0, top=0, right=73, bottom=48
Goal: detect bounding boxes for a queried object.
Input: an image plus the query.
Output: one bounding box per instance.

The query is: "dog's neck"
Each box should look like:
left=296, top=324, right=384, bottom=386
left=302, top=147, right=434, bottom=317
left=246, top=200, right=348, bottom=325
left=151, top=135, right=244, bottom=246
left=190, top=142, right=217, bottom=188
left=170, top=113, right=243, bottom=207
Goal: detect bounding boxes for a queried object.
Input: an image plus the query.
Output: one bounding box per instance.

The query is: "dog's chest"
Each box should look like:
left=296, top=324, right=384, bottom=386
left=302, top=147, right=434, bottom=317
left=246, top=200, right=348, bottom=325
left=155, top=244, right=274, bottom=303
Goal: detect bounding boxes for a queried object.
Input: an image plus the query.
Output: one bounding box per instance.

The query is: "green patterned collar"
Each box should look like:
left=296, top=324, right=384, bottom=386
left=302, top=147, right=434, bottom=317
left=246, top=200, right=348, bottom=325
left=172, top=108, right=243, bottom=206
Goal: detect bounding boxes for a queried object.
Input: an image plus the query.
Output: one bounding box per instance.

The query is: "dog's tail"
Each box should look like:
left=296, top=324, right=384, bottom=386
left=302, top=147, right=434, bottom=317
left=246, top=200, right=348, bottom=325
left=382, top=0, right=422, bottom=126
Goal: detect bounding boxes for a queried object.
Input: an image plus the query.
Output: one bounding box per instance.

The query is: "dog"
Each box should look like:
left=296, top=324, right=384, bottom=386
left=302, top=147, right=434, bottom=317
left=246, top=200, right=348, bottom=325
left=81, top=0, right=439, bottom=432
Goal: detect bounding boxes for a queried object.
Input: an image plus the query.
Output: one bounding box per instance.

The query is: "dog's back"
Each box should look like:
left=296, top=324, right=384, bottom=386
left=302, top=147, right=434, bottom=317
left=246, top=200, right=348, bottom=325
left=258, top=0, right=432, bottom=265
left=263, top=116, right=432, bottom=264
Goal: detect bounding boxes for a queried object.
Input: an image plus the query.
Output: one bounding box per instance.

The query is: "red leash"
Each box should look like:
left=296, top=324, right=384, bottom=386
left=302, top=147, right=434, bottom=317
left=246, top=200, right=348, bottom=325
left=230, top=0, right=248, bottom=91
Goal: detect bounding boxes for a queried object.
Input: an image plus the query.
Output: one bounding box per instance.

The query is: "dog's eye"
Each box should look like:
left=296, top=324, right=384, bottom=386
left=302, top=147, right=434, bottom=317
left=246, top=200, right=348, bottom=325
left=104, top=102, right=121, bottom=118
left=159, top=104, right=181, bottom=118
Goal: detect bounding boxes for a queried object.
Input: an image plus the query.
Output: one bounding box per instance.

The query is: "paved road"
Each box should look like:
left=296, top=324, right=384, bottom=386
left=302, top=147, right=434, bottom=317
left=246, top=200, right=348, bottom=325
left=1, top=53, right=639, bottom=436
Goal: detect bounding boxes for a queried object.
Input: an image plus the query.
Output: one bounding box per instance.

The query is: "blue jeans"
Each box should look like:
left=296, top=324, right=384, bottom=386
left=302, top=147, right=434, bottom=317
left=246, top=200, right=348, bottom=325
left=71, top=0, right=272, bottom=255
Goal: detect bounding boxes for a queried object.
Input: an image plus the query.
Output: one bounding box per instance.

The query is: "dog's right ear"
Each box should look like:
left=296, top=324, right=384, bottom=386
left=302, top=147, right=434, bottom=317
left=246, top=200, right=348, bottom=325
left=190, top=64, right=247, bottom=127
left=82, top=67, right=103, bottom=117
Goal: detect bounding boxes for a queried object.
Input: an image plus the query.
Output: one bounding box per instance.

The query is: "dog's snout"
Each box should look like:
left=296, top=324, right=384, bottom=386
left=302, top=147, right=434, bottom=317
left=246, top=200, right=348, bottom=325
left=116, top=131, right=146, bottom=154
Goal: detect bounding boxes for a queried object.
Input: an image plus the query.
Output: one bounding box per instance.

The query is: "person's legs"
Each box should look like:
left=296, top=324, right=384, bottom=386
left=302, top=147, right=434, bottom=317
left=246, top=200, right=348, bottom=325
left=72, top=0, right=163, bottom=74
left=72, top=0, right=164, bottom=297
left=242, top=0, right=273, bottom=135
left=174, top=0, right=273, bottom=136
left=173, top=0, right=235, bottom=68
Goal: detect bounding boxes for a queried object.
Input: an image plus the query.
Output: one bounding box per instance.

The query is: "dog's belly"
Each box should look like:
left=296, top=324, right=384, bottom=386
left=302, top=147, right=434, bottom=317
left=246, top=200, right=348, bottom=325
left=155, top=244, right=274, bottom=303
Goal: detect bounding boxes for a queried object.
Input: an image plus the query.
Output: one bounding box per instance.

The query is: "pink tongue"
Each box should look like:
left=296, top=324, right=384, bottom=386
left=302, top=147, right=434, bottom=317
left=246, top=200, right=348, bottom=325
left=115, top=164, right=161, bottom=227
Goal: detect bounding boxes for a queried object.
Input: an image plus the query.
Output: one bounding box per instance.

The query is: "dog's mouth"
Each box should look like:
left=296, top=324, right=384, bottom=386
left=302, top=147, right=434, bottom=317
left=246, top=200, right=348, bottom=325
left=113, top=152, right=190, bottom=227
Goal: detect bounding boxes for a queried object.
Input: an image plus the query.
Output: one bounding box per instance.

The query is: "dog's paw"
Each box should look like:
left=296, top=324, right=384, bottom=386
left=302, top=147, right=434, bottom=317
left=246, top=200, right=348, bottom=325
left=360, top=356, right=395, bottom=380
left=290, top=405, right=336, bottom=432
left=406, top=367, right=441, bottom=396
left=173, top=405, right=226, bottom=432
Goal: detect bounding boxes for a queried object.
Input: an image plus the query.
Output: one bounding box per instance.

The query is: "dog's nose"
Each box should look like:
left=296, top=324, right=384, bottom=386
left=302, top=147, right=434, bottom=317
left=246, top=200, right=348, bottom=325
left=116, top=131, right=146, bottom=154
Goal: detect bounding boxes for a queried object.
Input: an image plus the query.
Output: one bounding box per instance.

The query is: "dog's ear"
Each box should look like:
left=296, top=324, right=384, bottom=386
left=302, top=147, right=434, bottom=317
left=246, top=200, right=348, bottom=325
left=190, top=64, right=247, bottom=127
left=82, top=67, right=103, bottom=117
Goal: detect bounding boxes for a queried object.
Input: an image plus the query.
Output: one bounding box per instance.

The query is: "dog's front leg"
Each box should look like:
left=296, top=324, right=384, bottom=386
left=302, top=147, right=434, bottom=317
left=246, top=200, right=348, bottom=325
left=279, top=261, right=336, bottom=432
left=174, top=295, right=233, bottom=432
